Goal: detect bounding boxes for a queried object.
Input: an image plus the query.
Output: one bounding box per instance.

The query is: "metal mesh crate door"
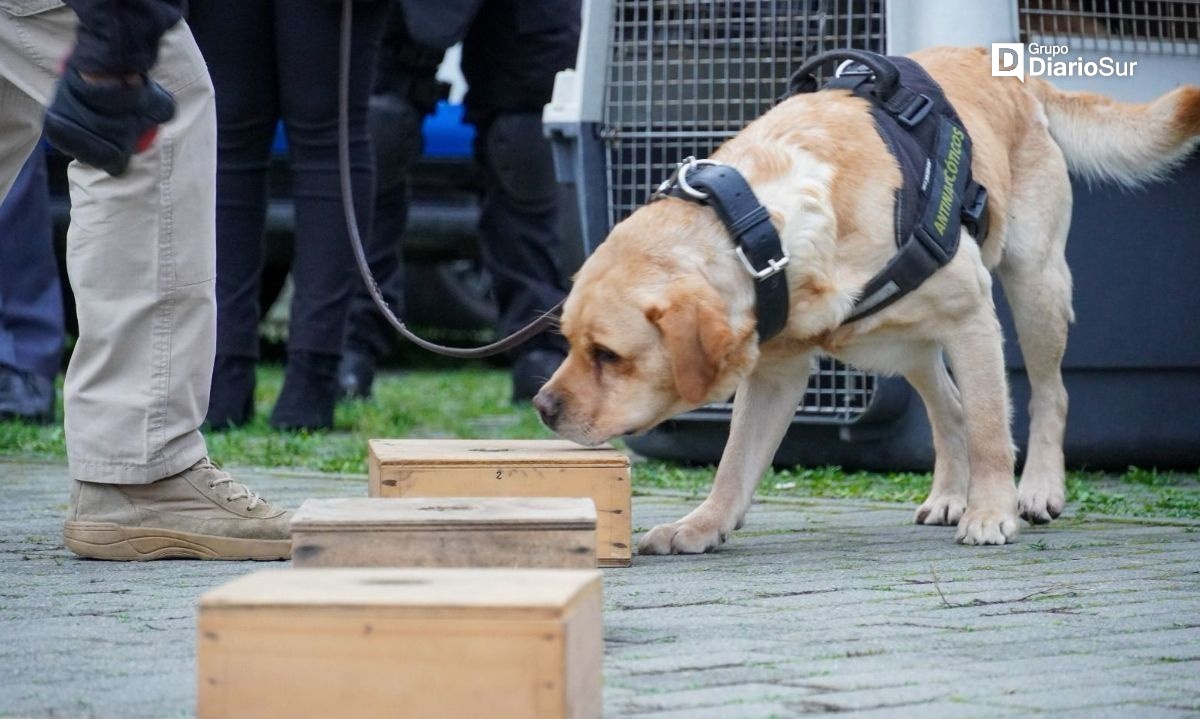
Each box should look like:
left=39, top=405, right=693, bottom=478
left=602, top=0, right=886, bottom=422
left=1019, top=0, right=1200, bottom=55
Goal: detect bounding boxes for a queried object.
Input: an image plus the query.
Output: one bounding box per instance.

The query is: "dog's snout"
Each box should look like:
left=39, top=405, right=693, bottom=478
left=533, top=389, right=563, bottom=427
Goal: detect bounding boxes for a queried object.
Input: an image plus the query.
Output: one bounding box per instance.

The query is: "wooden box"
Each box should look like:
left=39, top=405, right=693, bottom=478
left=369, top=439, right=632, bottom=567
left=290, top=497, right=597, bottom=569
left=198, top=568, right=603, bottom=719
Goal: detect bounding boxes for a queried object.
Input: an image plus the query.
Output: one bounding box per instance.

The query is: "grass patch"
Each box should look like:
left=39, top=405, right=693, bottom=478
left=636, top=464, right=1200, bottom=519
left=1, top=365, right=1197, bottom=519
left=1067, top=472, right=1200, bottom=520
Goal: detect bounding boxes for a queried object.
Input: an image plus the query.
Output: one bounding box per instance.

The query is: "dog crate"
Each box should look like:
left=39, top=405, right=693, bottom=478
left=545, top=0, right=1200, bottom=470
left=1001, top=0, right=1200, bottom=468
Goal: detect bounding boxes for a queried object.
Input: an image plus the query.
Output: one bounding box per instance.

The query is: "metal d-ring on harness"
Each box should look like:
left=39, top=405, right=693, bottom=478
left=337, top=0, right=563, bottom=359
left=650, top=49, right=991, bottom=340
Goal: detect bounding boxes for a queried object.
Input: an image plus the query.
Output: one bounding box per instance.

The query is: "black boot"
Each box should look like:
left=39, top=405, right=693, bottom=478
left=337, top=346, right=377, bottom=400
left=269, top=351, right=340, bottom=431
left=206, top=356, right=256, bottom=430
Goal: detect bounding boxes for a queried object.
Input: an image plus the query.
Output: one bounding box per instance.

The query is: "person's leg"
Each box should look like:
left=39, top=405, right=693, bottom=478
left=0, top=57, right=44, bottom=205
left=0, top=5, right=291, bottom=559
left=188, top=0, right=280, bottom=428
left=64, top=22, right=217, bottom=481
left=474, top=112, right=571, bottom=401
left=0, top=143, right=62, bottom=424
left=462, top=0, right=580, bottom=400
left=337, top=89, right=418, bottom=399
left=472, top=113, right=569, bottom=343
left=0, top=7, right=213, bottom=480
left=271, top=0, right=387, bottom=429
left=0, top=56, right=57, bottom=425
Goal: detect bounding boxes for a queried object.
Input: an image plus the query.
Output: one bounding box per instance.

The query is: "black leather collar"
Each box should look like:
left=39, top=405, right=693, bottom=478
left=650, top=157, right=790, bottom=343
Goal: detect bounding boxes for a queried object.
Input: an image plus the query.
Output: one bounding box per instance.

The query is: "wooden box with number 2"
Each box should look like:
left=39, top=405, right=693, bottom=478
left=368, top=439, right=632, bottom=567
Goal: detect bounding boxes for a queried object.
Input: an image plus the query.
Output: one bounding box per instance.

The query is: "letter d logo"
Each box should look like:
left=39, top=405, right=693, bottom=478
left=991, top=42, right=1025, bottom=82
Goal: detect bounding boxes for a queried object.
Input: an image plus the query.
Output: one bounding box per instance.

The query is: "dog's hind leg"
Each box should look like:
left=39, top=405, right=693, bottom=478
left=943, top=305, right=1020, bottom=545
left=998, top=217, right=1073, bottom=524
left=637, top=353, right=813, bottom=555
left=907, top=345, right=971, bottom=526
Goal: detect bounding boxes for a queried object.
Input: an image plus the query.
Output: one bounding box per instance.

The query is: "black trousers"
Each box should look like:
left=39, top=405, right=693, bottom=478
left=189, top=0, right=387, bottom=360
left=347, top=0, right=580, bottom=357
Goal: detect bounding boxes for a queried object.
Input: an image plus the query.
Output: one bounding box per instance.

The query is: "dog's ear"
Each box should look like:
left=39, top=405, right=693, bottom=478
left=645, top=278, right=734, bottom=405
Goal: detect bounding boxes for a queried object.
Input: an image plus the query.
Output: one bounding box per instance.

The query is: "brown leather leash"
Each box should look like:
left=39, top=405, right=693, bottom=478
left=337, top=0, right=563, bottom=359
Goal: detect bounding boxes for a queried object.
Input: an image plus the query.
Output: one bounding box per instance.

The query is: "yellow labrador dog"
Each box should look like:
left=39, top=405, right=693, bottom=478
left=533, top=46, right=1200, bottom=551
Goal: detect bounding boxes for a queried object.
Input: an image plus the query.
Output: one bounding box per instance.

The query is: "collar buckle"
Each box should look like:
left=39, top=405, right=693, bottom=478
left=736, top=245, right=790, bottom=280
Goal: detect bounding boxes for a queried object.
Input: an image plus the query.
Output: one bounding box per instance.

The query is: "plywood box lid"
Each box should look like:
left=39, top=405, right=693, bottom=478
left=290, top=497, right=598, bottom=532
left=200, top=568, right=602, bottom=620
left=369, top=439, right=630, bottom=468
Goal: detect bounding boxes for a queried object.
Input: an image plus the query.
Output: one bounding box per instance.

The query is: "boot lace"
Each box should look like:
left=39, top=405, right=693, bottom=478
left=201, top=460, right=266, bottom=511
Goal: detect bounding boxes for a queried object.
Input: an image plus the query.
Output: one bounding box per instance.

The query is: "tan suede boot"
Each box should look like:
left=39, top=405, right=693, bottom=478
left=63, top=458, right=292, bottom=560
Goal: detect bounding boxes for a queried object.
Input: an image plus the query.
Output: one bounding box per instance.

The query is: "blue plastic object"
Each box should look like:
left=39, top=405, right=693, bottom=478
left=422, top=101, right=475, bottom=158
left=271, top=121, right=287, bottom=155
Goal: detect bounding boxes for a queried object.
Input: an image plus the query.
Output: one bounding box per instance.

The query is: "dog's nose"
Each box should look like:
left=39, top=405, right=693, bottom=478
left=533, top=389, right=563, bottom=427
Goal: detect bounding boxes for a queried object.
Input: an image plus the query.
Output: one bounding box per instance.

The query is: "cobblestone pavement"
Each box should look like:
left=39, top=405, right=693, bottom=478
left=2, top=460, right=1198, bottom=718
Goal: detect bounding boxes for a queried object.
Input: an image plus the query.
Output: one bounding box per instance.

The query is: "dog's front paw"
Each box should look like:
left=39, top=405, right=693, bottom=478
left=1018, top=481, right=1065, bottom=525
left=915, top=493, right=967, bottom=526
left=638, top=518, right=728, bottom=555
left=955, top=507, right=1020, bottom=545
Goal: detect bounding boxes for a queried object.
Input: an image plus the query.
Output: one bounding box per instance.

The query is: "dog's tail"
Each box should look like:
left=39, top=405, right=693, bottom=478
left=1029, top=80, right=1200, bottom=187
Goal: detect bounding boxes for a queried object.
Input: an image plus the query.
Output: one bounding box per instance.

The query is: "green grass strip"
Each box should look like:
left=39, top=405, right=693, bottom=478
left=2, top=366, right=1196, bottom=519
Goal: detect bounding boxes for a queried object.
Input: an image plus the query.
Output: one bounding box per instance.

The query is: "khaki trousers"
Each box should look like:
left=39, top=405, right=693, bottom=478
left=0, top=2, right=216, bottom=483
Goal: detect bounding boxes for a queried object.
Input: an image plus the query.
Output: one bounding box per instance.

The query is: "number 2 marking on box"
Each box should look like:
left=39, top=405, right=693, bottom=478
left=496, top=469, right=503, bottom=480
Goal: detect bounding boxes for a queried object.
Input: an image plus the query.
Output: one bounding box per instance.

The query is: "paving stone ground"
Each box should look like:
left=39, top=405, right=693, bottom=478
left=1, top=460, right=1199, bottom=718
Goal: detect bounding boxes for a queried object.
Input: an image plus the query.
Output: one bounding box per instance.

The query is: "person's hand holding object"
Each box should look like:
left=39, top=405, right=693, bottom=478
left=43, top=61, right=176, bottom=176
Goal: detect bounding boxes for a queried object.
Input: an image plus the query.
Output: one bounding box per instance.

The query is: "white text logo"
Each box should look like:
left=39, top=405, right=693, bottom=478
left=990, top=42, right=1137, bottom=82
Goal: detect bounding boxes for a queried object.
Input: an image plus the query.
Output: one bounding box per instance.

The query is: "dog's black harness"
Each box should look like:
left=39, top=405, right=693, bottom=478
left=650, top=49, right=990, bottom=340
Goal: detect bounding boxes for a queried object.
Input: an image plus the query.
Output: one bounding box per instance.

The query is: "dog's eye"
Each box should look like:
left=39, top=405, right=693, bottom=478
left=592, top=345, right=621, bottom=365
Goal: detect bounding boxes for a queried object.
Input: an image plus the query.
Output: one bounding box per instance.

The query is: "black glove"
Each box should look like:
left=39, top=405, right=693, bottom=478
left=43, top=63, right=176, bottom=177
